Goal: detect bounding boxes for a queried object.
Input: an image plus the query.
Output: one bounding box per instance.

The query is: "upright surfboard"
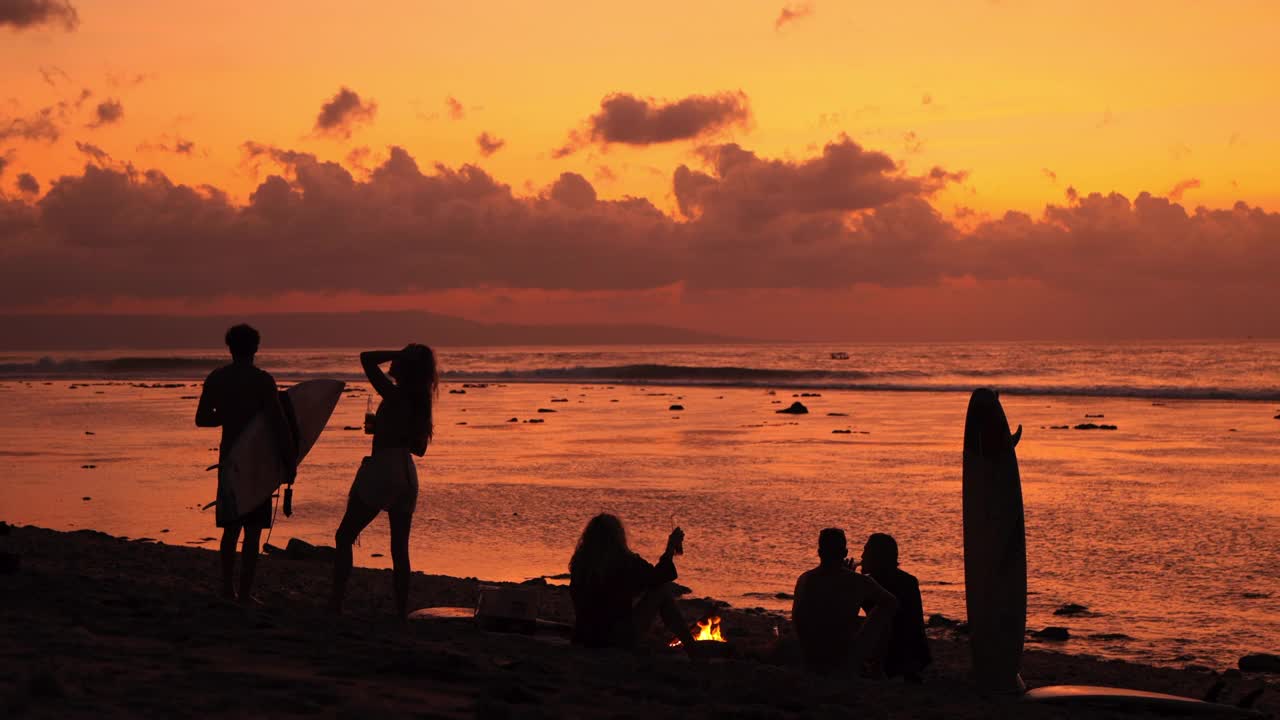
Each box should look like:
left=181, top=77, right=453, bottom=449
left=962, top=388, right=1026, bottom=693
left=224, top=379, right=345, bottom=517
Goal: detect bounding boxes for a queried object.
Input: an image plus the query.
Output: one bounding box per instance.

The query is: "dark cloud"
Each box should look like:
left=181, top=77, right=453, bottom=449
left=1167, top=178, right=1200, bottom=201
left=314, top=87, right=377, bottom=139
left=0, top=0, right=78, bottom=31
left=0, top=156, right=7, bottom=176
left=16, top=172, right=39, bottom=194
left=774, top=2, right=814, bottom=30
left=445, top=96, right=465, bottom=120
left=74, top=140, right=110, bottom=164
left=554, top=91, right=751, bottom=157
left=1, top=107, right=63, bottom=143
left=137, top=136, right=196, bottom=156
left=476, top=132, right=505, bottom=157
left=1041, top=168, right=1057, bottom=183
left=88, top=99, right=124, bottom=129
left=2, top=137, right=1277, bottom=339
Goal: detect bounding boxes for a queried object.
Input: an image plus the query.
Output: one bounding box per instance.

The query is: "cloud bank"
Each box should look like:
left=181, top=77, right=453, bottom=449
left=1, top=135, right=1277, bottom=338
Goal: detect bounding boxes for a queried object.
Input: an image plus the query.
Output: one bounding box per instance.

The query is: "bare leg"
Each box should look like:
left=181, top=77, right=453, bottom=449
left=388, top=510, right=413, bottom=619
left=238, top=526, right=262, bottom=604
left=219, top=525, right=241, bottom=600
left=634, top=585, right=696, bottom=653
left=329, top=494, right=380, bottom=613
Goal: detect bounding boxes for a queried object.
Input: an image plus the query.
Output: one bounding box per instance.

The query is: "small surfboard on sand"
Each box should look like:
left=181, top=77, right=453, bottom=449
left=1025, top=685, right=1262, bottom=717
left=224, top=379, right=344, bottom=516
left=962, top=388, right=1027, bottom=693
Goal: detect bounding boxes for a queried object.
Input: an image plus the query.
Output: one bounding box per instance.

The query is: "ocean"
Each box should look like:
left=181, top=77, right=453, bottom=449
left=1, top=341, right=1277, bottom=670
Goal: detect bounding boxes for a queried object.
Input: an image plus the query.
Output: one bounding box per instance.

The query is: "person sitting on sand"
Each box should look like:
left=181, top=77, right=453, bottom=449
left=792, top=528, right=898, bottom=675
left=196, top=324, right=297, bottom=604
left=860, top=533, right=931, bottom=682
left=569, top=513, right=698, bottom=654
left=330, top=345, right=437, bottom=618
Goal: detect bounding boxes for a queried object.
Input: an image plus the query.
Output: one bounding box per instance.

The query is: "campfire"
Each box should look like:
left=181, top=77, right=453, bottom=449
left=668, top=615, right=726, bottom=647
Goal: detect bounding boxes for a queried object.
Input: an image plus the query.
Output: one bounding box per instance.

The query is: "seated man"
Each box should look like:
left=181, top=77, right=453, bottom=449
left=792, top=528, right=898, bottom=674
left=569, top=513, right=697, bottom=655
left=860, top=533, right=932, bottom=682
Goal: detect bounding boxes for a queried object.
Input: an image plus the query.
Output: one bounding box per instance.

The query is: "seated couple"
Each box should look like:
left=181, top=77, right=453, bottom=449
left=793, top=528, right=931, bottom=681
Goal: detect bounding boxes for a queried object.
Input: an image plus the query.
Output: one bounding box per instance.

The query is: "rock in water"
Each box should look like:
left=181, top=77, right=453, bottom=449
left=1238, top=653, right=1280, bottom=673
left=776, top=401, right=809, bottom=415
left=1053, top=603, right=1090, bottom=616
left=1031, top=626, right=1070, bottom=641
left=668, top=404, right=684, bottom=411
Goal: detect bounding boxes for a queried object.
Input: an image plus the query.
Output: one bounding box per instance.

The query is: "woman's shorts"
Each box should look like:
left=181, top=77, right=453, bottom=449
left=350, top=449, right=419, bottom=514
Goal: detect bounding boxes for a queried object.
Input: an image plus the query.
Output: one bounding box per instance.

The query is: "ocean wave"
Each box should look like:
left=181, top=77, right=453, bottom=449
left=0, top=356, right=222, bottom=376
left=4, top=357, right=1277, bottom=402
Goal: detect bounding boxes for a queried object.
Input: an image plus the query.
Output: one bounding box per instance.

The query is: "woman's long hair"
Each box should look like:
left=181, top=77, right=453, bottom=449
left=395, top=344, right=438, bottom=456
left=569, top=513, right=632, bottom=586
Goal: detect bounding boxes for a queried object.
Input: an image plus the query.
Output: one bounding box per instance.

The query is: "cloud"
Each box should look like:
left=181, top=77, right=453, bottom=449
left=0, top=156, right=7, bottom=176
left=476, top=132, right=505, bottom=157
left=445, top=96, right=465, bottom=120
left=137, top=135, right=197, bottom=156
left=554, top=91, right=751, bottom=157
left=74, top=140, right=111, bottom=164
left=1, top=107, right=63, bottom=143
left=774, top=2, right=814, bottom=30
left=0, top=0, right=78, bottom=31
left=921, top=93, right=933, bottom=105
left=1041, top=168, right=1057, bottom=183
left=902, top=131, right=923, bottom=154
left=16, top=172, right=39, bottom=195
left=2, top=137, right=1278, bottom=339
left=314, top=87, right=377, bottom=139
left=38, top=65, right=71, bottom=86
left=1167, top=178, right=1200, bottom=201
left=88, top=99, right=124, bottom=128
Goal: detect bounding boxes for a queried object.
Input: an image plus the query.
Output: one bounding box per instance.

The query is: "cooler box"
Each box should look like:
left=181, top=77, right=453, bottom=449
left=476, top=584, right=539, bottom=635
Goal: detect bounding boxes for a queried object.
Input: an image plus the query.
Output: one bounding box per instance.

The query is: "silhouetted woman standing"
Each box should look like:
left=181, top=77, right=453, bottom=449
left=330, top=344, right=436, bottom=617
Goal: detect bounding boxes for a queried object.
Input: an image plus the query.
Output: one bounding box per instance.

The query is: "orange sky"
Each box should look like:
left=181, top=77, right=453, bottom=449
left=3, top=1, right=1280, bottom=340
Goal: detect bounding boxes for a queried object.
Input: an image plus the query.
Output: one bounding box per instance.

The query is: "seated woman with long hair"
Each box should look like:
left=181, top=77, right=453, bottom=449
left=330, top=344, right=437, bottom=618
left=569, top=513, right=697, bottom=654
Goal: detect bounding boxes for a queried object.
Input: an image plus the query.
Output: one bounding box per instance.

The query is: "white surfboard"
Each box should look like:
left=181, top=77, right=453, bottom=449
left=1026, top=685, right=1262, bottom=716
left=962, top=388, right=1027, bottom=693
left=223, top=379, right=344, bottom=516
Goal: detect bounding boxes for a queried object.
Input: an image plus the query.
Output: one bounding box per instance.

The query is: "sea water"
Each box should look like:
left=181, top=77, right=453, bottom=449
left=1, top=341, right=1277, bottom=669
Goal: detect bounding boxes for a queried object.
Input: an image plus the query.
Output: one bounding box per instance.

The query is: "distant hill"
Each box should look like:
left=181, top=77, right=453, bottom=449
left=0, top=311, right=741, bottom=350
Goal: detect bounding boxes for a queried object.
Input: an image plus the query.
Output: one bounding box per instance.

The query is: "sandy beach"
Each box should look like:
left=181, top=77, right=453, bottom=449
left=2, top=523, right=1274, bottom=719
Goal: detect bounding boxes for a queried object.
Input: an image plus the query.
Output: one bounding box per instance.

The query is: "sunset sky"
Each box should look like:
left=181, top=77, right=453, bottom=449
left=3, top=0, right=1279, bottom=340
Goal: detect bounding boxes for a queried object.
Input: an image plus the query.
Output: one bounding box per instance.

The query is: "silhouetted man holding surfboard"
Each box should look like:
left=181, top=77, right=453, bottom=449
left=792, top=528, right=899, bottom=675
left=196, top=324, right=296, bottom=603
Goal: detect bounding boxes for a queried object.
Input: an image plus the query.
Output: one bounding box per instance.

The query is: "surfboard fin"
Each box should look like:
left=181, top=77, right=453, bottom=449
left=1010, top=424, right=1022, bottom=447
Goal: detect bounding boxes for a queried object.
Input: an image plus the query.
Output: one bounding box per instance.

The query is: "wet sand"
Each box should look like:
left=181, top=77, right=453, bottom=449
left=2, top=524, right=1274, bottom=719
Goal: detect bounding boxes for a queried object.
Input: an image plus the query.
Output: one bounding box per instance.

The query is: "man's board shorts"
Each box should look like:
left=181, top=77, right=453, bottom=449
left=350, top=448, right=418, bottom=514
left=215, top=464, right=273, bottom=529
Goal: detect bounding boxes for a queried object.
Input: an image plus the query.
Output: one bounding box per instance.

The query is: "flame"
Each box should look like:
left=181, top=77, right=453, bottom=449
left=669, top=615, right=726, bottom=647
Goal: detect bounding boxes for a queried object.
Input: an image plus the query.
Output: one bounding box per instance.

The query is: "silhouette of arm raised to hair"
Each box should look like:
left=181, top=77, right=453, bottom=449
left=195, top=371, right=220, bottom=427
left=361, top=350, right=401, bottom=399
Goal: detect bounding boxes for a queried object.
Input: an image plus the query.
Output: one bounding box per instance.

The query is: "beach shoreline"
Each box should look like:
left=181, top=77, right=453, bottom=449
left=1, top=523, right=1274, bottom=718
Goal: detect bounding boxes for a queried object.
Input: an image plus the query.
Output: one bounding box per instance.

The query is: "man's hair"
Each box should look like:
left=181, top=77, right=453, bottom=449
left=865, top=532, right=899, bottom=566
left=225, top=324, right=260, bottom=357
left=817, top=527, right=847, bottom=562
